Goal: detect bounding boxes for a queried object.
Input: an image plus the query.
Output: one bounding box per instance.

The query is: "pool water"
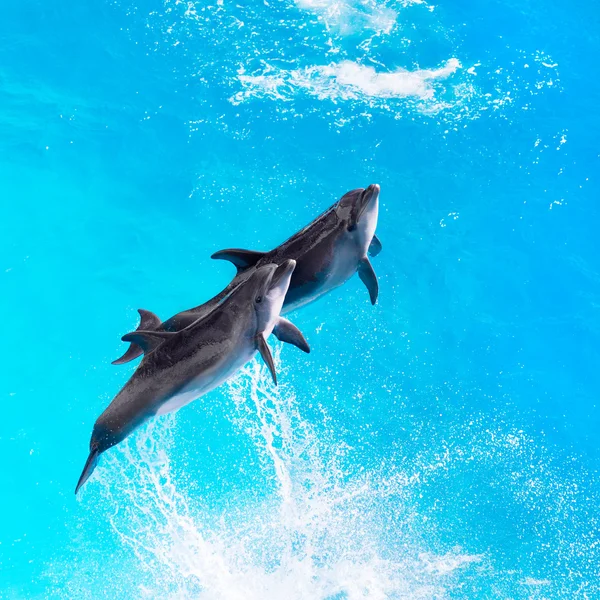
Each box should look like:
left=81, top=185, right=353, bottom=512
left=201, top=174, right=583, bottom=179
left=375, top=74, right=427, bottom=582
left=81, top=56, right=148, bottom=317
left=1, top=0, right=599, bottom=598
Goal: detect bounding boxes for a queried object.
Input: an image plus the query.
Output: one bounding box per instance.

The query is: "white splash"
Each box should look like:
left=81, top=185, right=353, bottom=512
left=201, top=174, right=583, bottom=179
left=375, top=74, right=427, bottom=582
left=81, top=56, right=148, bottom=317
left=232, top=58, right=461, bottom=106
left=294, top=0, right=399, bottom=35
left=96, top=349, right=483, bottom=599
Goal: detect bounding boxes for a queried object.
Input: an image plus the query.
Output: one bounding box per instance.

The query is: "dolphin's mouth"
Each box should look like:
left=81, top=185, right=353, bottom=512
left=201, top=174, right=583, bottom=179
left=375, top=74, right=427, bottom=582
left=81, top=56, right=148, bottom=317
left=354, top=183, right=380, bottom=224
left=270, top=259, right=297, bottom=292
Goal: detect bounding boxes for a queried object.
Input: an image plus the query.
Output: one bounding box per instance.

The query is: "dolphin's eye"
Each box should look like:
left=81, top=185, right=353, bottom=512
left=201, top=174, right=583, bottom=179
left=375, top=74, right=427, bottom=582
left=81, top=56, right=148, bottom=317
left=256, top=295, right=263, bottom=304
left=347, top=223, right=357, bottom=232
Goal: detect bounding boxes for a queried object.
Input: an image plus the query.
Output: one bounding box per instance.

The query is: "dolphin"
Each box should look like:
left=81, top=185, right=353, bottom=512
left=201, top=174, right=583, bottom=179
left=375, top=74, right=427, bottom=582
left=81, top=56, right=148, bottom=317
left=113, top=184, right=382, bottom=365
left=76, top=260, right=306, bottom=494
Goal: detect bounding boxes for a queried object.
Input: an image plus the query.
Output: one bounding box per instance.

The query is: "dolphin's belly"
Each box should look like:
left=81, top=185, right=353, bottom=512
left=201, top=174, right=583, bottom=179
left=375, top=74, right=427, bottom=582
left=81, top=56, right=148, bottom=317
left=283, top=242, right=361, bottom=313
left=155, top=345, right=256, bottom=416
left=155, top=387, right=205, bottom=416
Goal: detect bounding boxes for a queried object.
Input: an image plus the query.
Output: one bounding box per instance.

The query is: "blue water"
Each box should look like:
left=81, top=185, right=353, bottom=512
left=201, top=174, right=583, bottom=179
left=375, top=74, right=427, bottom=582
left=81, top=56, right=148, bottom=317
left=1, top=0, right=599, bottom=598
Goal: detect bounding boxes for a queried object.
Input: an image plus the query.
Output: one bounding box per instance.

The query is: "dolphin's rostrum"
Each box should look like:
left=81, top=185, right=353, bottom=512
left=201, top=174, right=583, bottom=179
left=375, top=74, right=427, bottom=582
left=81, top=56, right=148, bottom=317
left=113, top=184, right=381, bottom=365
left=76, top=260, right=305, bottom=494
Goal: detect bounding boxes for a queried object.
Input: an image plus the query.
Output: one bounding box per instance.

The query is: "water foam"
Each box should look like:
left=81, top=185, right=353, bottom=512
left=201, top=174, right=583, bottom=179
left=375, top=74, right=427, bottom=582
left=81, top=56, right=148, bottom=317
left=118, top=0, right=567, bottom=134
left=233, top=59, right=461, bottom=106
left=294, top=0, right=400, bottom=35
left=96, top=349, right=483, bottom=599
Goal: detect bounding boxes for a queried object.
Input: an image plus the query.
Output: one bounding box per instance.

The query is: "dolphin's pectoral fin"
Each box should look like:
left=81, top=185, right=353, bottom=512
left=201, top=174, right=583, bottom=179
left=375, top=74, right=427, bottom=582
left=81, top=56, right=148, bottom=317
left=75, top=448, right=100, bottom=495
left=368, top=234, right=382, bottom=257
left=272, top=318, right=310, bottom=353
left=112, top=309, right=162, bottom=365
left=121, top=330, right=175, bottom=355
left=211, top=248, right=266, bottom=274
left=358, top=256, right=379, bottom=305
left=257, top=334, right=277, bottom=386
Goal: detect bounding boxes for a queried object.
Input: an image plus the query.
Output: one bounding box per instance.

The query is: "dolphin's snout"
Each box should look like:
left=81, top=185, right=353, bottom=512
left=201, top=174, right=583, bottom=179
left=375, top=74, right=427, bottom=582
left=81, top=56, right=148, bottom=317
left=271, top=259, right=296, bottom=289
left=363, top=183, right=380, bottom=202
left=371, top=183, right=380, bottom=194
left=349, top=183, right=380, bottom=228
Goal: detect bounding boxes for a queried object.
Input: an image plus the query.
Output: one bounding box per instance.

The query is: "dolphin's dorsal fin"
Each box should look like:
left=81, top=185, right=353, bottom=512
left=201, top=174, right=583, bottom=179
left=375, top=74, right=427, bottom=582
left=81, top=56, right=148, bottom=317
left=272, top=318, right=310, bottom=353
left=257, top=334, right=277, bottom=386
left=211, top=248, right=266, bottom=274
left=137, top=308, right=162, bottom=330
left=121, top=329, right=175, bottom=355
left=112, top=309, right=162, bottom=365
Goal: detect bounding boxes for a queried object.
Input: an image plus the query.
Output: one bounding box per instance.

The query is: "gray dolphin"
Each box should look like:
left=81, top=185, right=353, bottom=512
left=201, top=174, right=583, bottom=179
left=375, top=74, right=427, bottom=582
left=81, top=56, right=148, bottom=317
left=76, top=260, right=305, bottom=494
left=113, top=184, right=381, bottom=365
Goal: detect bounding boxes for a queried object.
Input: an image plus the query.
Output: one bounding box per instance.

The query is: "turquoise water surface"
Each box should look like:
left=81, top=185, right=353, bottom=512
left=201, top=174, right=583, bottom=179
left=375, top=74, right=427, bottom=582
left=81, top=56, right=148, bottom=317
left=1, top=0, right=599, bottom=598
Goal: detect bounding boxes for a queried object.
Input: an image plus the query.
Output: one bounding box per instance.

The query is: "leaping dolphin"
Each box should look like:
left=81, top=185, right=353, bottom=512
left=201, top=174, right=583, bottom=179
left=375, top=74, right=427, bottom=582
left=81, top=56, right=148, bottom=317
left=113, top=184, right=381, bottom=365
left=76, top=260, right=306, bottom=494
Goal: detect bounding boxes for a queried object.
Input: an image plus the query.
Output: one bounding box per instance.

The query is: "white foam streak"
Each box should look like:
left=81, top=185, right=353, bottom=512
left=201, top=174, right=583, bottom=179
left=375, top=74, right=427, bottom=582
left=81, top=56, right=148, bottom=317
left=233, top=59, right=461, bottom=107
left=332, top=58, right=460, bottom=98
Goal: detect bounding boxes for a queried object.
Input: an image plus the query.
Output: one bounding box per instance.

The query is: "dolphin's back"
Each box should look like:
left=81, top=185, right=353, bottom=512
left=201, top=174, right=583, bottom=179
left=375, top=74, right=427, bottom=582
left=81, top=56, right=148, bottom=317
left=98, top=306, right=250, bottom=439
left=112, top=200, right=343, bottom=365
left=180, top=205, right=341, bottom=320
left=269, top=206, right=346, bottom=309
left=269, top=204, right=339, bottom=259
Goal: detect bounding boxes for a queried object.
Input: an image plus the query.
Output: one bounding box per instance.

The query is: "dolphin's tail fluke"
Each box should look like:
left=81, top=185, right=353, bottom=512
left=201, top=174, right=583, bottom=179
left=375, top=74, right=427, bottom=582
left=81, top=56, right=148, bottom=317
left=75, top=448, right=100, bottom=495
